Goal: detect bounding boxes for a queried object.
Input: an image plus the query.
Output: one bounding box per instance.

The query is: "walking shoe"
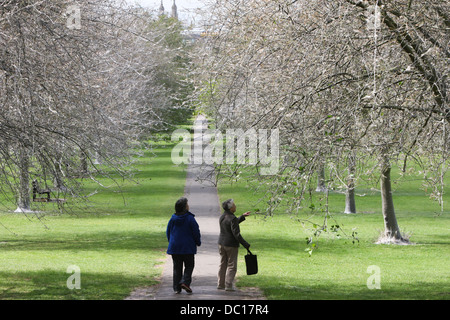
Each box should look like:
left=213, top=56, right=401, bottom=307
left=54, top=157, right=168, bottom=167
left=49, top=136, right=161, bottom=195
left=225, top=286, right=236, bottom=292
left=217, top=286, right=225, bottom=290
left=181, top=283, right=193, bottom=294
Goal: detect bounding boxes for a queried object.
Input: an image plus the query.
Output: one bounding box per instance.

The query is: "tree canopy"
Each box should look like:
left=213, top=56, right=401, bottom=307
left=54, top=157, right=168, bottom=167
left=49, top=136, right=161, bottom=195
left=194, top=0, right=448, bottom=244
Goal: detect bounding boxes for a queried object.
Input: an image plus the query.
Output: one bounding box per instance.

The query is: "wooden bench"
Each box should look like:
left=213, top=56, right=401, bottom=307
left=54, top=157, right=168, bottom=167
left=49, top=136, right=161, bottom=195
left=32, top=180, right=51, bottom=202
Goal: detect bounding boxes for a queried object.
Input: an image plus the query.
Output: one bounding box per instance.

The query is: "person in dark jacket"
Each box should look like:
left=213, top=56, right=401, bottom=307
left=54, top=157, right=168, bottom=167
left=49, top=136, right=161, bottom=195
left=217, top=199, right=250, bottom=291
left=166, top=197, right=201, bottom=294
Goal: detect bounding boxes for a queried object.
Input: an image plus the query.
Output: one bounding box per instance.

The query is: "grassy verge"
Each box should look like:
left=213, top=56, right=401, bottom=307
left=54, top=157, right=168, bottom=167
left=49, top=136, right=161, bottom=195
left=0, top=139, right=187, bottom=300
left=217, top=168, right=450, bottom=300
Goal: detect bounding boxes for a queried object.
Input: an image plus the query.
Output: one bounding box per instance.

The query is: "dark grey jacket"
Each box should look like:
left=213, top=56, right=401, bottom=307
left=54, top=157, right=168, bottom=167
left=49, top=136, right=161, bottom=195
left=218, top=210, right=250, bottom=249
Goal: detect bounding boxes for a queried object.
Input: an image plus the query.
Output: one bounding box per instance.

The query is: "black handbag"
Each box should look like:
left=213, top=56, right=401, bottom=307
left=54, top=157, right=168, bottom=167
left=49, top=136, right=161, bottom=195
left=245, top=249, right=258, bottom=275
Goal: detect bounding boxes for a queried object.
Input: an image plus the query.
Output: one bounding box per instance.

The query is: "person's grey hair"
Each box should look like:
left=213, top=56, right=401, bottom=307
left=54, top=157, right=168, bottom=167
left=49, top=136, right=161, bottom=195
left=175, top=197, right=188, bottom=214
left=222, top=199, right=235, bottom=211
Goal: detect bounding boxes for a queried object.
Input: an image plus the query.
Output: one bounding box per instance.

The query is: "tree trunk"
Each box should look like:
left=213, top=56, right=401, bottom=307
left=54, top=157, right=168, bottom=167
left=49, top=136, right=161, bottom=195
left=344, top=153, right=356, bottom=214
left=345, top=189, right=356, bottom=214
left=53, top=157, right=68, bottom=192
left=80, top=150, right=88, bottom=176
left=16, top=148, right=31, bottom=212
left=316, top=165, right=327, bottom=192
left=379, top=159, right=405, bottom=243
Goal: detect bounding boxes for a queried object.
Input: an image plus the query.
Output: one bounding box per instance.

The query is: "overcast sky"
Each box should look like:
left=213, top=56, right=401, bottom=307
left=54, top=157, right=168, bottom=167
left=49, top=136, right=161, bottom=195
left=126, top=0, right=207, bottom=26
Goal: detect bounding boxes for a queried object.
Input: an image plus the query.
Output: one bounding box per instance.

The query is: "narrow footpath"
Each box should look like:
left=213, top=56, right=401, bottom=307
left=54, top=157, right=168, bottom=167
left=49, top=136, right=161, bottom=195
left=126, top=115, right=265, bottom=300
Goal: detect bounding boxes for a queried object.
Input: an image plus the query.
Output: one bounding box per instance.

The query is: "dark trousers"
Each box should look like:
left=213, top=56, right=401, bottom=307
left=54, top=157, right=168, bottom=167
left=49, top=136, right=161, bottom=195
left=171, top=254, right=195, bottom=291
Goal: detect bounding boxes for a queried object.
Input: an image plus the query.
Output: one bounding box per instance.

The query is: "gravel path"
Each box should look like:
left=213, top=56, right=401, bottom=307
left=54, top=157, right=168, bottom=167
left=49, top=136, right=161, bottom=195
left=126, top=115, right=265, bottom=300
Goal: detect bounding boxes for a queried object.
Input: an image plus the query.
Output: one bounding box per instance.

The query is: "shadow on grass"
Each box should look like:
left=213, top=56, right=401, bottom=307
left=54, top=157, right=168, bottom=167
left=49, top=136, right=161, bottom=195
left=0, top=270, right=157, bottom=300
left=246, top=275, right=450, bottom=300
left=0, top=229, right=168, bottom=252
left=236, top=234, right=450, bottom=300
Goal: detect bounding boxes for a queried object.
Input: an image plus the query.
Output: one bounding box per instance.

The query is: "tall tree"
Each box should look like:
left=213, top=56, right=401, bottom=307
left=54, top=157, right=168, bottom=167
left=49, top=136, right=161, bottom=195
left=195, top=0, right=448, bottom=244
left=0, top=1, right=189, bottom=212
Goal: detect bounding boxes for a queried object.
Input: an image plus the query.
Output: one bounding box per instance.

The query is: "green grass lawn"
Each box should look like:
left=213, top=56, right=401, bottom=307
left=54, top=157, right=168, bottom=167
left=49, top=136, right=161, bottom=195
left=0, top=140, right=187, bottom=300
left=218, top=169, right=450, bottom=300
left=0, top=130, right=448, bottom=300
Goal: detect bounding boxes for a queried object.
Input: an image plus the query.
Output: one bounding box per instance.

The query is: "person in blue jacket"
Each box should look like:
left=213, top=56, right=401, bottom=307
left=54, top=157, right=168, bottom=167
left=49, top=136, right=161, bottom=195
left=166, top=197, right=201, bottom=294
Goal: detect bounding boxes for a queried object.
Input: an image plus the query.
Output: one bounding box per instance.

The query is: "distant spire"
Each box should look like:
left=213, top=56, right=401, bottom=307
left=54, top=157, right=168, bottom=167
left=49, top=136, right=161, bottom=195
left=171, top=0, right=178, bottom=19
left=158, top=0, right=165, bottom=16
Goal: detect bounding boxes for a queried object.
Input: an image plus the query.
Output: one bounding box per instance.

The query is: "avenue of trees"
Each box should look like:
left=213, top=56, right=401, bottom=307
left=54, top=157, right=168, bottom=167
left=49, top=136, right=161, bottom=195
left=0, top=0, right=192, bottom=212
left=194, top=0, right=449, bottom=244
left=1, top=0, right=447, bottom=245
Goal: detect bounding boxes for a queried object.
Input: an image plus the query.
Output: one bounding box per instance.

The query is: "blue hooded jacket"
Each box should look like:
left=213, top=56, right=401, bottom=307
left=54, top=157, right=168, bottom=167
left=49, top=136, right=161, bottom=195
left=166, top=211, right=201, bottom=255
